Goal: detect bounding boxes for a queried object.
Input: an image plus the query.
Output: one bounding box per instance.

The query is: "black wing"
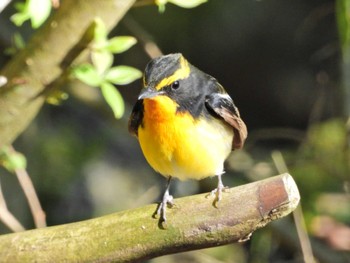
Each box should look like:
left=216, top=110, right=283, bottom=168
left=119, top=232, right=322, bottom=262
left=205, top=92, right=247, bottom=150
left=128, top=100, right=144, bottom=137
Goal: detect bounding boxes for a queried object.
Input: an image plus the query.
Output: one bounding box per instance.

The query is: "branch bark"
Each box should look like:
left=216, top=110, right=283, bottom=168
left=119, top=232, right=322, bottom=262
left=0, top=173, right=300, bottom=262
left=0, top=0, right=136, bottom=148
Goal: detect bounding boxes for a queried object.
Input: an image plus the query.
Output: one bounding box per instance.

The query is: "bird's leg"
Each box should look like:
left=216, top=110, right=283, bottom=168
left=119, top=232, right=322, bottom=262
left=209, top=172, right=228, bottom=206
left=156, top=176, right=173, bottom=223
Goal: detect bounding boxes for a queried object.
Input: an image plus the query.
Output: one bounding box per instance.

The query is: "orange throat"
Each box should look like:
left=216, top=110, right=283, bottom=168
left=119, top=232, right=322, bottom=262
left=138, top=96, right=233, bottom=180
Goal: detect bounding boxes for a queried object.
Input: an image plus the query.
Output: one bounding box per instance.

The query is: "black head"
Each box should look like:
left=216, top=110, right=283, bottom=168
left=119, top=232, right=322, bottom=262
left=139, top=53, right=220, bottom=117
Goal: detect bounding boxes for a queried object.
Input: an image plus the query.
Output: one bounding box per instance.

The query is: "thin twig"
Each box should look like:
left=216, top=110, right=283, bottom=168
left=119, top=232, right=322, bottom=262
left=0, top=180, right=25, bottom=232
left=14, top=167, right=46, bottom=228
left=271, top=150, right=315, bottom=263
left=123, top=15, right=163, bottom=59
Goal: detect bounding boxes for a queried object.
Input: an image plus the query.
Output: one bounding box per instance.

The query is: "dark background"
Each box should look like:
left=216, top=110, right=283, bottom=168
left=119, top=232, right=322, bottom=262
left=0, top=1, right=348, bottom=262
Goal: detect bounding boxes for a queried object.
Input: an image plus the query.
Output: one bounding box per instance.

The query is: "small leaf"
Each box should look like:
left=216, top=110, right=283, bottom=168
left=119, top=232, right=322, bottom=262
left=72, top=64, right=102, bottom=87
left=91, top=50, right=114, bottom=74
left=11, top=0, right=52, bottom=28
left=105, top=66, right=142, bottom=85
left=4, top=33, right=26, bottom=55
left=11, top=2, right=28, bottom=26
left=28, top=0, right=52, bottom=28
left=11, top=12, right=30, bottom=27
left=14, top=2, right=26, bottom=12
left=0, top=146, right=27, bottom=173
left=155, top=0, right=206, bottom=11
left=100, top=82, right=125, bottom=118
left=156, top=0, right=167, bottom=12
left=13, top=32, right=26, bottom=50
left=106, top=36, right=137, bottom=54
left=168, top=0, right=207, bottom=8
left=92, top=17, right=108, bottom=46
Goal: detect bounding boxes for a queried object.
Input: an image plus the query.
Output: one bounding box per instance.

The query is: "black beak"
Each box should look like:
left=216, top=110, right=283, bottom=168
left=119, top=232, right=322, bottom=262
left=138, top=87, right=164, bottom=100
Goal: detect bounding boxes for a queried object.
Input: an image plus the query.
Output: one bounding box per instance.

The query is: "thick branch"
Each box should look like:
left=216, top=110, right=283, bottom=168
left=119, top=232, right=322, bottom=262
left=0, top=0, right=136, bottom=148
left=0, top=173, right=300, bottom=262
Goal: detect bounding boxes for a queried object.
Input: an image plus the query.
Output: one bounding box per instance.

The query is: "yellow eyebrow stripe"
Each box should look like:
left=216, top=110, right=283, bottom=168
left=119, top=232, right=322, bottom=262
left=155, top=56, right=190, bottom=90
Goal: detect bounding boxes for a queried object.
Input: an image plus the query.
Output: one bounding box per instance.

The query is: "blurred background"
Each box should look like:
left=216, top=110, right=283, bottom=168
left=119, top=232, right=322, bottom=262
left=0, top=0, right=349, bottom=262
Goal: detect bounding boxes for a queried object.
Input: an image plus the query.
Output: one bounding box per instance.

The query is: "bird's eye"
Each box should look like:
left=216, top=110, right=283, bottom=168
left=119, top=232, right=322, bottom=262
left=171, top=81, right=180, bottom=90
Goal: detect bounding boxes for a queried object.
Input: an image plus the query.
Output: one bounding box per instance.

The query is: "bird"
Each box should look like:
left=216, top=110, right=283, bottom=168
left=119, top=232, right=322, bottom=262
left=128, top=53, right=247, bottom=223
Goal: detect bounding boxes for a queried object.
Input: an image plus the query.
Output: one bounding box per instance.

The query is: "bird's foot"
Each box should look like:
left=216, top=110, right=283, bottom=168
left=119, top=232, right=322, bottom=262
left=207, top=185, right=229, bottom=207
left=206, top=173, right=229, bottom=207
left=154, top=188, right=174, bottom=226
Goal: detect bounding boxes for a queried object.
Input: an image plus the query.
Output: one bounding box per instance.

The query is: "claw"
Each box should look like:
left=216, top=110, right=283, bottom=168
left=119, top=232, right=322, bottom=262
left=154, top=176, right=173, bottom=224
left=207, top=172, right=228, bottom=207
left=156, top=187, right=173, bottom=223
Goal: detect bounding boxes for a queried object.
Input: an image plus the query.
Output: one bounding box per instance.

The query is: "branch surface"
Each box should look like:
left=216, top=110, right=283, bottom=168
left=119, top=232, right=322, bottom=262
left=0, top=0, right=136, bottom=148
left=0, top=173, right=300, bottom=262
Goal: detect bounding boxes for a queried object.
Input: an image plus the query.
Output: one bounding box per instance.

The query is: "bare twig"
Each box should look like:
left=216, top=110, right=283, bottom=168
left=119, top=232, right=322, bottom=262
left=14, top=167, right=46, bottom=228
left=123, top=15, right=163, bottom=59
left=1, top=145, right=46, bottom=229
left=271, top=151, right=315, bottom=263
left=0, top=174, right=299, bottom=262
left=272, top=219, right=349, bottom=263
left=0, top=180, right=25, bottom=232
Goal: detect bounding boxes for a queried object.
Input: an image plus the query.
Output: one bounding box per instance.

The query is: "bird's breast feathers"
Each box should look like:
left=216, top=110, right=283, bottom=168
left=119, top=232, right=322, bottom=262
left=138, top=96, right=233, bottom=180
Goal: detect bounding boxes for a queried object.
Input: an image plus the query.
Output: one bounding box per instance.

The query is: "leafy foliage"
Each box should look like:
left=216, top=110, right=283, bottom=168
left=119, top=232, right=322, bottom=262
left=11, top=0, right=52, bottom=28
left=72, top=18, right=142, bottom=119
left=100, top=82, right=125, bottom=118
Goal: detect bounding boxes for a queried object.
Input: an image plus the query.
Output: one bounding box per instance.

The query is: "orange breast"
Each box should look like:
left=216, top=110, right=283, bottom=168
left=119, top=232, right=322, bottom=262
left=138, top=96, right=233, bottom=180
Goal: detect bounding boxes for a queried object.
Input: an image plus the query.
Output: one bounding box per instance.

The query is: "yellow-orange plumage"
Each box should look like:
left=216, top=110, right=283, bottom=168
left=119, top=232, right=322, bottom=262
left=138, top=96, right=233, bottom=181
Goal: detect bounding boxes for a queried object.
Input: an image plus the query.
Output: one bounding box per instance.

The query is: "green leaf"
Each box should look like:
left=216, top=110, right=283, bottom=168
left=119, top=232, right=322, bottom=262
left=106, top=36, right=137, bottom=54
left=11, top=12, right=30, bottom=27
left=105, top=66, right=142, bottom=85
left=14, top=2, right=26, bottom=12
left=13, top=32, right=26, bottom=50
left=28, top=0, right=52, bottom=28
left=4, top=33, right=26, bottom=56
left=0, top=146, right=27, bottom=173
left=168, top=0, right=207, bottom=8
left=155, top=0, right=207, bottom=11
left=91, top=50, right=114, bottom=74
left=11, top=0, right=52, bottom=28
left=92, top=17, right=108, bottom=47
left=72, top=64, right=102, bottom=87
left=156, top=0, right=167, bottom=12
left=11, top=2, right=28, bottom=26
left=100, top=82, right=125, bottom=119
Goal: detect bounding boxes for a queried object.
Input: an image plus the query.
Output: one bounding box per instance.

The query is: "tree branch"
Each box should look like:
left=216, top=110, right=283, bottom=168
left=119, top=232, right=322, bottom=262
left=0, top=0, right=136, bottom=148
left=0, top=173, right=300, bottom=262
